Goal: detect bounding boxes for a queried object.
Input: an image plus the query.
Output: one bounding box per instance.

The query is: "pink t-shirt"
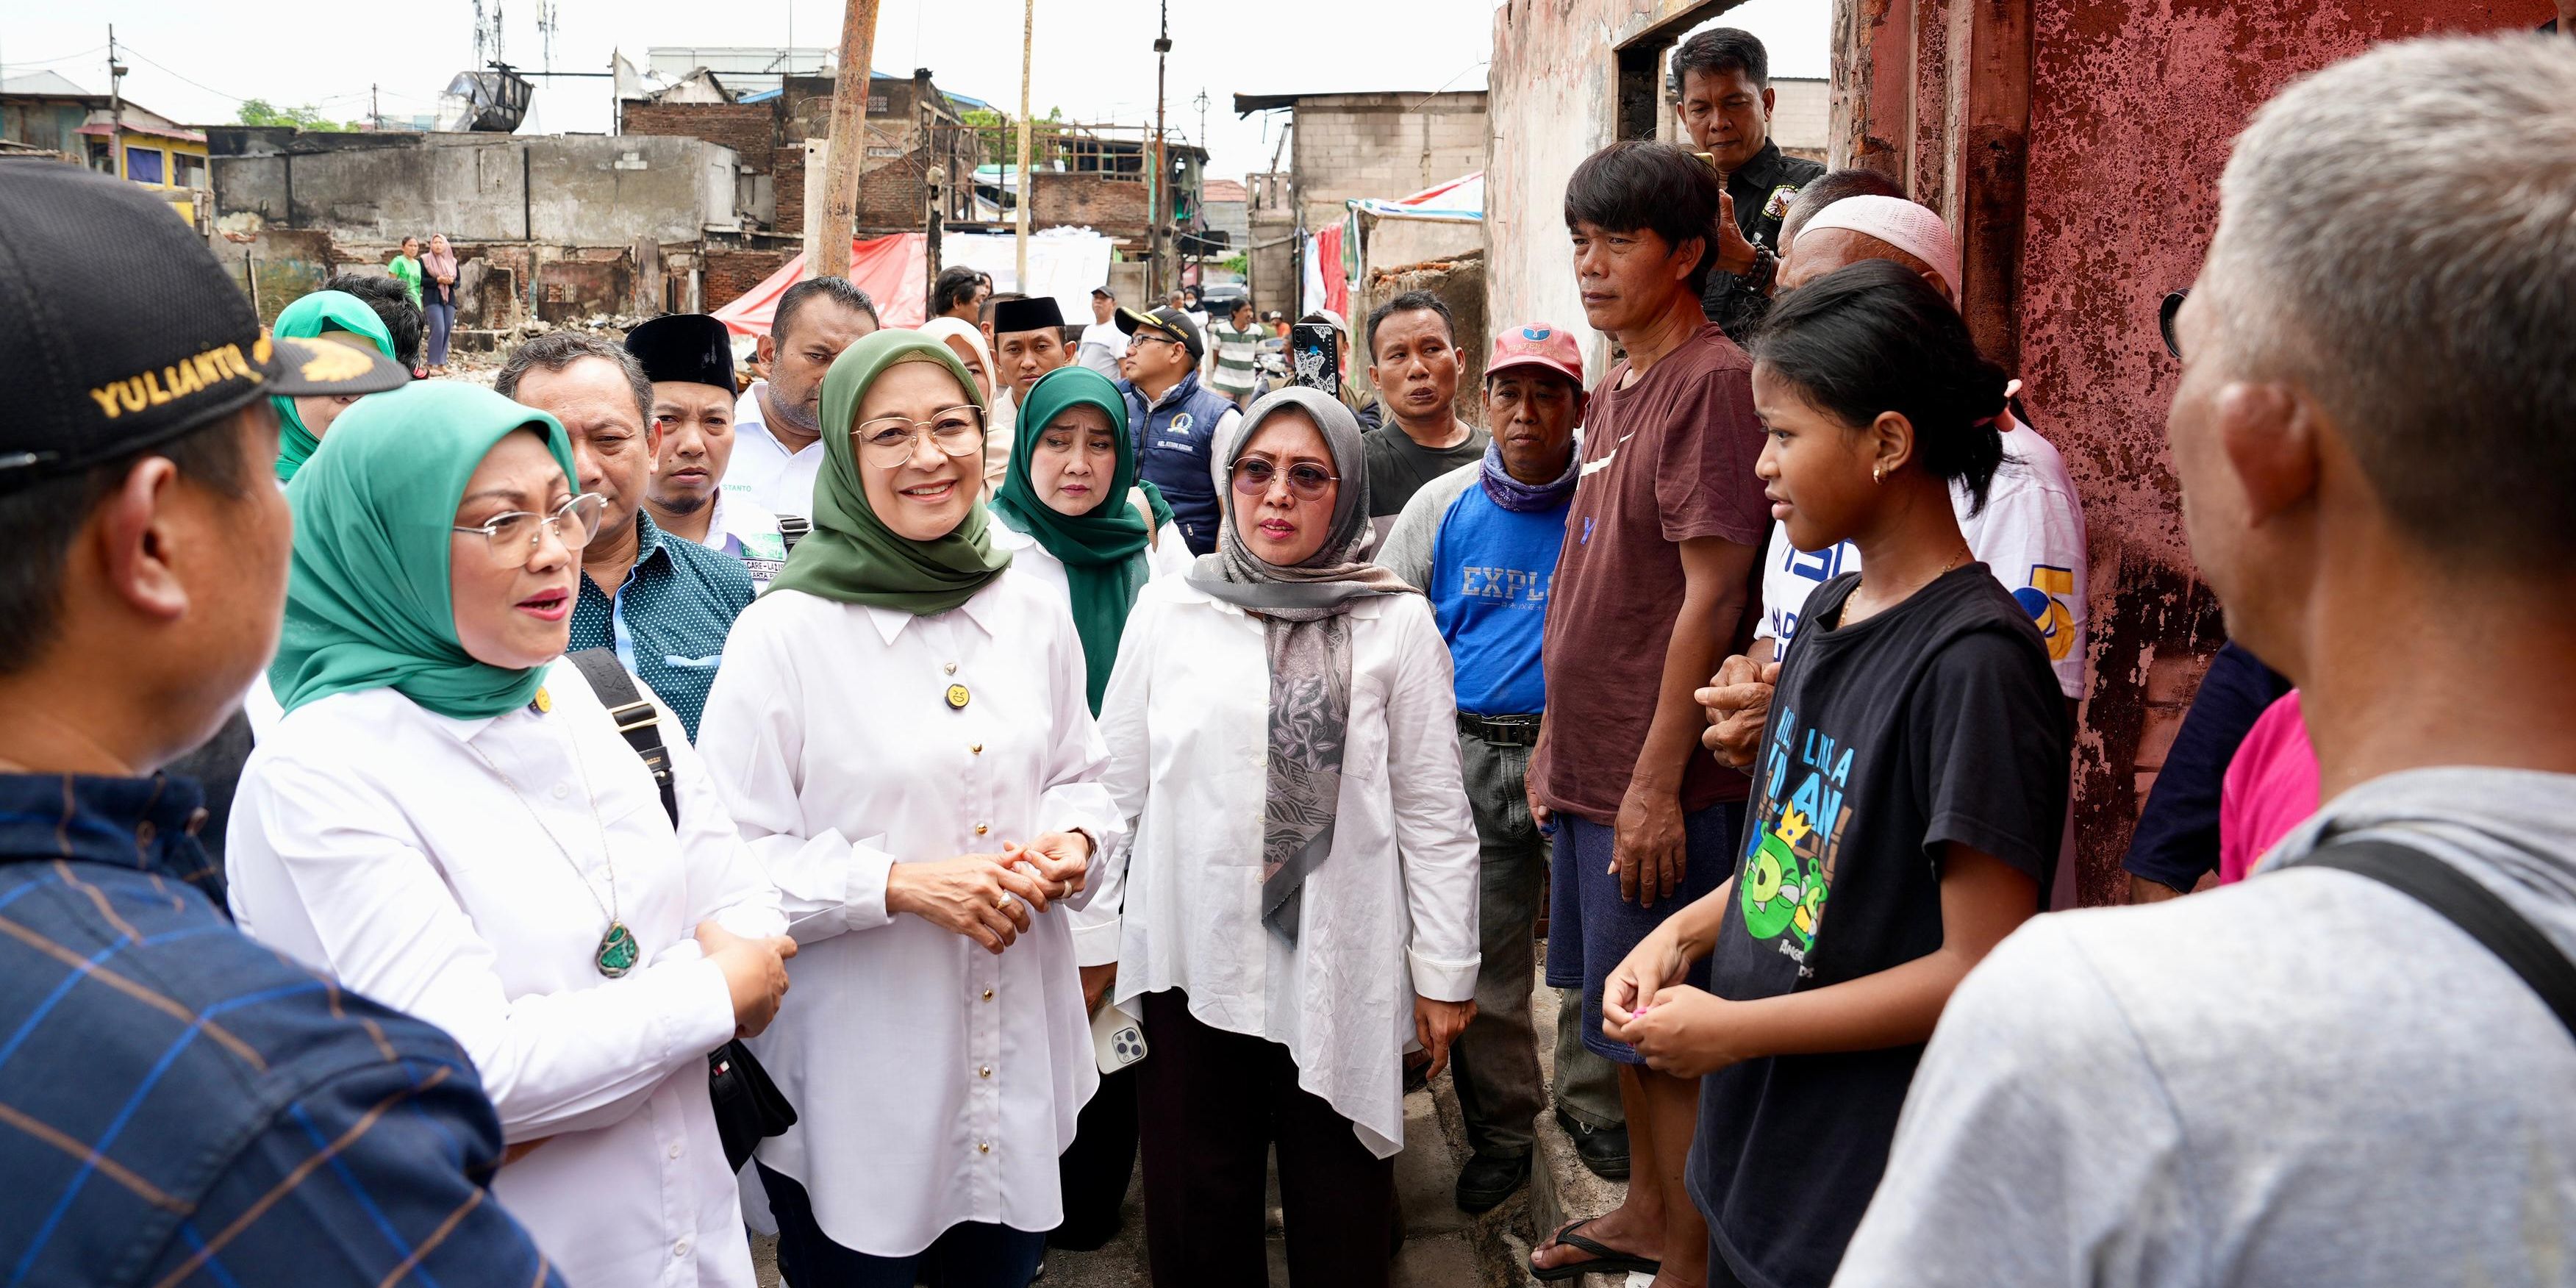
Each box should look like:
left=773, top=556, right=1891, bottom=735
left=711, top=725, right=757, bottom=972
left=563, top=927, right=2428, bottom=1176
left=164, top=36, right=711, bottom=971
left=2218, top=690, right=2321, bottom=883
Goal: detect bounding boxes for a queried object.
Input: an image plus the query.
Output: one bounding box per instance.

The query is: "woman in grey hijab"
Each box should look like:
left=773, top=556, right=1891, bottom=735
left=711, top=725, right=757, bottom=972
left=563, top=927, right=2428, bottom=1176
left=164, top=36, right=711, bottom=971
left=1082, top=386, right=1482, bottom=1286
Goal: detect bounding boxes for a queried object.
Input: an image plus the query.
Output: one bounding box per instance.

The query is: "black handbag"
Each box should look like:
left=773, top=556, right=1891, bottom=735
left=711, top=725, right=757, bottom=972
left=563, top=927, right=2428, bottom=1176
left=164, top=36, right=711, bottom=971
left=565, top=648, right=798, bottom=1170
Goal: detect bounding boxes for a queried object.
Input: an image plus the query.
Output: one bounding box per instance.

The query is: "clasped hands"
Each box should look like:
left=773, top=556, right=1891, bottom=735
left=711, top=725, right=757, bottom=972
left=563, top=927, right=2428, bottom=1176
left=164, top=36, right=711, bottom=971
left=1697, top=653, right=1780, bottom=770
left=886, top=831, right=1093, bottom=955
left=1598, top=922, right=1751, bottom=1079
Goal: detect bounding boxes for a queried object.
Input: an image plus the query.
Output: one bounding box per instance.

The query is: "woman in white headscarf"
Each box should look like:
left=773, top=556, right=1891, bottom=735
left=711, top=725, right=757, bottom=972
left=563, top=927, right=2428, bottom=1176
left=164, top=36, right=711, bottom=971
left=921, top=314, right=1023, bottom=494
left=1088, top=387, right=1481, bottom=1287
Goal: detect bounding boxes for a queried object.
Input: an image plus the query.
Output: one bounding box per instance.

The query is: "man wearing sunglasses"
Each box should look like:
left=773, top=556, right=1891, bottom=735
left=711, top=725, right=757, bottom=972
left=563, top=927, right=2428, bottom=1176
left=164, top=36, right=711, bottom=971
left=1115, top=303, right=1239, bottom=556
left=498, top=332, right=755, bottom=741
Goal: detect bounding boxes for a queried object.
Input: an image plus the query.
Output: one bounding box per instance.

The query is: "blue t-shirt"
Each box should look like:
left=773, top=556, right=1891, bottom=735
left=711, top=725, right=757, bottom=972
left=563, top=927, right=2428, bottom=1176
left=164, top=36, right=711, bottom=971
left=1426, top=484, right=1570, bottom=717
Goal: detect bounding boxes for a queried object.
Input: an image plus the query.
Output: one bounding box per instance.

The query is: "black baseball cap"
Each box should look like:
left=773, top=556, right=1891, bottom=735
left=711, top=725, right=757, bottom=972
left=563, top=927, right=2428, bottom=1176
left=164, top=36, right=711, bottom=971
left=624, top=314, right=737, bottom=393
left=1115, top=304, right=1203, bottom=361
left=0, top=163, right=407, bottom=492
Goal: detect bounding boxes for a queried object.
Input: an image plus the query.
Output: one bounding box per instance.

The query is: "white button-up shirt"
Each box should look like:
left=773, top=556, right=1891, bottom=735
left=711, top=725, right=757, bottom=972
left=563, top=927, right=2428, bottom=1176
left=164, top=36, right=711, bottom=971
left=226, top=658, right=787, bottom=1288
left=695, top=572, right=1121, bottom=1256
left=987, top=512, right=1192, bottom=970
left=728, top=382, right=823, bottom=522
left=1090, top=576, right=1481, bottom=1157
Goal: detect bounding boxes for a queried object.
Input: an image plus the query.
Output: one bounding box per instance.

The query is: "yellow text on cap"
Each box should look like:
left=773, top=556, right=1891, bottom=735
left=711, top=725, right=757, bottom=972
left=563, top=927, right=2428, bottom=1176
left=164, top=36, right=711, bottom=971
left=87, top=342, right=259, bottom=420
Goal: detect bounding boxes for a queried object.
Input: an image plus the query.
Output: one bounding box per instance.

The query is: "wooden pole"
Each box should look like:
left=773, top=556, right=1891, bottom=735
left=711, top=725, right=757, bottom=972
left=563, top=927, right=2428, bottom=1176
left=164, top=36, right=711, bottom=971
left=812, top=0, right=884, bottom=281
left=1015, top=0, right=1034, bottom=292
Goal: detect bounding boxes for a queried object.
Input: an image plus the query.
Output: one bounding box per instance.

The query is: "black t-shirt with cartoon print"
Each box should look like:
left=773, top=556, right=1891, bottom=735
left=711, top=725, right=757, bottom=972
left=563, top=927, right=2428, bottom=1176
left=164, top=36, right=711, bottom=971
left=1686, top=565, right=2069, bottom=1288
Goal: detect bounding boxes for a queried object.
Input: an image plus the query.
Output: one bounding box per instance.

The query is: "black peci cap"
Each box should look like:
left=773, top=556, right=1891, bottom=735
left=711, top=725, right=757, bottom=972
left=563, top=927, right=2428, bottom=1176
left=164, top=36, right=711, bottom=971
left=624, top=313, right=737, bottom=393
left=990, top=296, right=1066, bottom=336
left=1115, top=304, right=1203, bottom=360
left=0, top=163, right=407, bottom=493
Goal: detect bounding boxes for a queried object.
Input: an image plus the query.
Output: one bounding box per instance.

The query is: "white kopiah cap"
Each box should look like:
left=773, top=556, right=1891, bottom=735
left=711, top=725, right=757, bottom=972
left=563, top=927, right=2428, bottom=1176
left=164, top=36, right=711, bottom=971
left=1799, top=195, right=1962, bottom=303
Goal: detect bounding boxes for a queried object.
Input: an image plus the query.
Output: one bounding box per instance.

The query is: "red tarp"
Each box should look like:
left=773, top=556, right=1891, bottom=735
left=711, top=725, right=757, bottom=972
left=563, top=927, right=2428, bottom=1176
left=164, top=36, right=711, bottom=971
left=712, top=234, right=929, bottom=337
left=1312, top=221, right=1350, bottom=320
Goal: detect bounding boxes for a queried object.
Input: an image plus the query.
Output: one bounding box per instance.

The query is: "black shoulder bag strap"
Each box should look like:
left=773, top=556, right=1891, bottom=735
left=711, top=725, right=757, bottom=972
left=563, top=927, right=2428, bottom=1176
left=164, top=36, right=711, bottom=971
left=563, top=648, right=677, bottom=826
left=2280, top=838, right=2576, bottom=1042
left=559, top=648, right=796, bottom=1171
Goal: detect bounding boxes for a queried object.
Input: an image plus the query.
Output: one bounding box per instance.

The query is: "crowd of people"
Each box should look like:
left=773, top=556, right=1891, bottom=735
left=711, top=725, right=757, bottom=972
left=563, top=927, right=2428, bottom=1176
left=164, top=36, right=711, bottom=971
left=4, top=23, right=2574, bottom=1288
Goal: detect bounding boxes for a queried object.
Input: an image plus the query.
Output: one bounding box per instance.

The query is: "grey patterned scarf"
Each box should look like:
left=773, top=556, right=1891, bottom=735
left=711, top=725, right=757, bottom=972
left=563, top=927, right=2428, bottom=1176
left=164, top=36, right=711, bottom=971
left=1187, top=387, right=1417, bottom=942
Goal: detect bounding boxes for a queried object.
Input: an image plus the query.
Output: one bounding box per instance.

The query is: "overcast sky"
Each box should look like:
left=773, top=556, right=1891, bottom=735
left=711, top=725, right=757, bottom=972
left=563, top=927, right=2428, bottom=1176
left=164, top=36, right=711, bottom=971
left=3, top=0, right=1826, bottom=183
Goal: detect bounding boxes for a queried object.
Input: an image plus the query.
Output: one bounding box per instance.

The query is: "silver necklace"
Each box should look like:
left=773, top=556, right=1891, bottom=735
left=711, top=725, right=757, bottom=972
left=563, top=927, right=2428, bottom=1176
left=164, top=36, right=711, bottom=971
left=462, top=691, right=639, bottom=977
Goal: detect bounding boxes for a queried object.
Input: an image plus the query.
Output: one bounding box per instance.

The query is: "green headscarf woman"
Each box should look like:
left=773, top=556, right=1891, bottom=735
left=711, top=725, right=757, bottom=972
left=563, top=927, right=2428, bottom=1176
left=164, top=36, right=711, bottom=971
left=768, top=329, right=1012, bottom=612
left=271, top=380, right=592, bottom=719
left=990, top=364, right=1175, bottom=712
left=271, top=289, right=400, bottom=482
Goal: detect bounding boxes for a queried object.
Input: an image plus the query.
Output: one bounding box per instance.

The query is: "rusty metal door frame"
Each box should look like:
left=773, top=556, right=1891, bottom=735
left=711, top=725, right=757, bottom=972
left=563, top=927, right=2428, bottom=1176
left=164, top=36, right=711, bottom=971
left=1611, top=0, right=1749, bottom=140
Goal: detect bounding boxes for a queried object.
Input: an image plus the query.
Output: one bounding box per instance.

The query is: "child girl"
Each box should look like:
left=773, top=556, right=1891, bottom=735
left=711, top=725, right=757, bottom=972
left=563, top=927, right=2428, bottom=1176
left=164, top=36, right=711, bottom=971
left=1603, top=259, right=2070, bottom=1288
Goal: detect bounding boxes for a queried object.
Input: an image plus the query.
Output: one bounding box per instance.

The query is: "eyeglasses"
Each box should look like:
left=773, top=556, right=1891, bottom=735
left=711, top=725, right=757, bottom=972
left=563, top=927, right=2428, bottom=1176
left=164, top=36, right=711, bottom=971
left=1125, top=332, right=1184, bottom=352
left=853, top=405, right=987, bottom=467
left=451, top=493, right=605, bottom=568
left=1231, top=457, right=1338, bottom=500
left=2160, top=289, right=2189, bottom=360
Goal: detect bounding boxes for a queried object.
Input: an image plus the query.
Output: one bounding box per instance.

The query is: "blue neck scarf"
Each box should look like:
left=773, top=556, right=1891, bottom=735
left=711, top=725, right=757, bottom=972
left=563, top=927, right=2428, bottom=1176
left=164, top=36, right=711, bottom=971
left=1478, top=438, right=1580, bottom=513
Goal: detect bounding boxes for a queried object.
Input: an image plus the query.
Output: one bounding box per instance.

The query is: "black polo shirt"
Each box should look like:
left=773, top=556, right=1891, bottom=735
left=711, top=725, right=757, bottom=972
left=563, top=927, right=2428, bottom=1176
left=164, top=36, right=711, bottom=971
left=1700, top=138, right=1827, bottom=343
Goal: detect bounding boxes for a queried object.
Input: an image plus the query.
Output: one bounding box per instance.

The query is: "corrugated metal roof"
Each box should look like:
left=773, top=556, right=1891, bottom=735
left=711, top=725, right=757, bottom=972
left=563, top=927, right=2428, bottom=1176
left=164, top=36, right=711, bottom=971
left=1, top=71, right=100, bottom=99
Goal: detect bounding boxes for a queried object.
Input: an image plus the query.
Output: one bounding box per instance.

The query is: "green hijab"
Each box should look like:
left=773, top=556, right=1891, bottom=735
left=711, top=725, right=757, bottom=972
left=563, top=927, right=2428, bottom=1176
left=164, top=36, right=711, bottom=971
left=271, top=290, right=398, bottom=483
left=768, top=329, right=1012, bottom=615
left=991, top=365, right=1173, bottom=712
left=270, top=381, right=579, bottom=720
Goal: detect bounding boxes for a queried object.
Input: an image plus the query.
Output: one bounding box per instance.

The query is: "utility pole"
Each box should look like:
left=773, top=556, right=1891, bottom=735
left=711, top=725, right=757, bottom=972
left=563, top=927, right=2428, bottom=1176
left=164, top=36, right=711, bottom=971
left=371, top=83, right=381, bottom=131
left=1015, top=0, right=1034, bottom=293
left=1150, top=1, right=1169, bottom=299
left=813, top=0, right=884, bottom=282
left=106, top=25, right=126, bottom=180
left=920, top=69, right=941, bottom=311
left=1192, top=87, right=1208, bottom=291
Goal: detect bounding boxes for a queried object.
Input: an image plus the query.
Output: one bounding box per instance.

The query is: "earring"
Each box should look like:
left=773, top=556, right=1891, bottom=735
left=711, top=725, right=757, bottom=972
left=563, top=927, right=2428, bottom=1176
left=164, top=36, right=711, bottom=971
left=1872, top=463, right=1886, bottom=484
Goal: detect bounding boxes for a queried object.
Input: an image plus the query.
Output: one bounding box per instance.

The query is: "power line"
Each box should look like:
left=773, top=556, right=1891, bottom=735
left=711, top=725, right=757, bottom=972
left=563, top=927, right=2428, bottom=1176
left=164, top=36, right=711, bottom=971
left=112, top=42, right=251, bottom=102
left=0, top=44, right=107, bottom=69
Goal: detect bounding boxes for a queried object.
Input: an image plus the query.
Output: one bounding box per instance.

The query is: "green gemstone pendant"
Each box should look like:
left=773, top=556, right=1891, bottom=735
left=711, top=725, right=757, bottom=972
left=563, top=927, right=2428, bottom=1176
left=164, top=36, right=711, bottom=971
left=595, top=920, right=640, bottom=978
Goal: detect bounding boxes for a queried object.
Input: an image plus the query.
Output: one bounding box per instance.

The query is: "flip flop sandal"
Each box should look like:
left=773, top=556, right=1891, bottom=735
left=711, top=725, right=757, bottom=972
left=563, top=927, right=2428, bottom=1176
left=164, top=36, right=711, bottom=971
left=1529, top=1217, right=1662, bottom=1282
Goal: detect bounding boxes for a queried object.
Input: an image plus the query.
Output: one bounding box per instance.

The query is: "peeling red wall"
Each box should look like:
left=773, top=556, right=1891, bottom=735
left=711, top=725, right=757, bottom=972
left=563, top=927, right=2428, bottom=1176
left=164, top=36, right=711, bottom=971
left=2006, top=0, right=2551, bottom=900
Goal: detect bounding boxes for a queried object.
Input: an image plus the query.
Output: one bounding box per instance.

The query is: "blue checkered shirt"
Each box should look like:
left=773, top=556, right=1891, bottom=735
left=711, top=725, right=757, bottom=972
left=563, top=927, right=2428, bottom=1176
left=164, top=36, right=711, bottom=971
left=0, top=772, right=563, bottom=1288
left=570, top=509, right=754, bottom=742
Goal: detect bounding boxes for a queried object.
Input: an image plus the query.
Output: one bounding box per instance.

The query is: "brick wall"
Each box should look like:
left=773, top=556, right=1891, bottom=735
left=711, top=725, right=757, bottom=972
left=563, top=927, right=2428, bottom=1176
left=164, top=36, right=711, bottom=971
left=1291, top=93, right=1488, bottom=232
left=777, top=145, right=807, bottom=234
left=1031, top=173, right=1151, bottom=242
left=857, top=146, right=930, bottom=231
left=704, top=248, right=790, bottom=309
left=623, top=102, right=776, bottom=176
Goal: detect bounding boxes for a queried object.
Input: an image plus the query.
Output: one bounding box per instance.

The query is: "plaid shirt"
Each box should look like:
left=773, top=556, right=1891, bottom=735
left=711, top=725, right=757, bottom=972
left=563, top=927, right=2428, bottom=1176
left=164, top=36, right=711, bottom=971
left=0, top=772, right=562, bottom=1288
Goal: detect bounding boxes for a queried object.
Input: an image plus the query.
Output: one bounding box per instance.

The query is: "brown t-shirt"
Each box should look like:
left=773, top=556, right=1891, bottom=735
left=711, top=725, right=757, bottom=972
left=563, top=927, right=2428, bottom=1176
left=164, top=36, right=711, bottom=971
left=1535, top=323, right=1771, bottom=825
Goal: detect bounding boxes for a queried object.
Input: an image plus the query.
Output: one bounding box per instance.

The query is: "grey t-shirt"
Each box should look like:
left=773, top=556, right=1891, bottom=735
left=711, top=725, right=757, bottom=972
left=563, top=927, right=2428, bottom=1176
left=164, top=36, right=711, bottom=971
left=1835, top=766, right=2576, bottom=1287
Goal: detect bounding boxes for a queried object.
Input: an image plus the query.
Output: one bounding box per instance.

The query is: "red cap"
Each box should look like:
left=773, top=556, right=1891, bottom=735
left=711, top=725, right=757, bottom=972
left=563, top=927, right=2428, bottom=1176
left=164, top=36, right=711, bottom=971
left=1486, top=322, right=1585, bottom=387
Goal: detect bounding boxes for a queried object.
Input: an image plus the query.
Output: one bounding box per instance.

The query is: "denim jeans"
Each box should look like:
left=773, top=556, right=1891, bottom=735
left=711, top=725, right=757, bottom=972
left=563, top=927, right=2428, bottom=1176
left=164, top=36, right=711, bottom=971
left=1453, top=723, right=1625, bottom=1155
left=424, top=300, right=455, bottom=367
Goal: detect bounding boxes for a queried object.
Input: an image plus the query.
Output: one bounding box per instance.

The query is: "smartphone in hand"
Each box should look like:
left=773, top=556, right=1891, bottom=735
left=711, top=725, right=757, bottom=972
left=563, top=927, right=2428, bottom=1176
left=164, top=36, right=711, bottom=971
left=1289, top=322, right=1341, bottom=393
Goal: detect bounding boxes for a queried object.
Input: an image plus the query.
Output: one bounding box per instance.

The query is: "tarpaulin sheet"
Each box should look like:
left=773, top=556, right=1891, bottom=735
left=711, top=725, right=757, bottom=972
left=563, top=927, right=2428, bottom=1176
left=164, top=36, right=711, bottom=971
left=712, top=234, right=929, bottom=337
left=936, top=229, right=1115, bottom=332
left=1349, top=171, right=1484, bottom=222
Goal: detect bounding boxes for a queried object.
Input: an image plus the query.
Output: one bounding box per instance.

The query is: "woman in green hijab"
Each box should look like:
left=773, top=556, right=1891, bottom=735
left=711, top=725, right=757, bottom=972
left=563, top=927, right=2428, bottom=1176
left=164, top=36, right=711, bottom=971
left=989, top=364, right=1189, bottom=715
left=269, top=288, right=400, bottom=482
left=981, top=362, right=1184, bottom=1251
left=231, top=379, right=796, bottom=1287
left=695, top=330, right=1121, bottom=1287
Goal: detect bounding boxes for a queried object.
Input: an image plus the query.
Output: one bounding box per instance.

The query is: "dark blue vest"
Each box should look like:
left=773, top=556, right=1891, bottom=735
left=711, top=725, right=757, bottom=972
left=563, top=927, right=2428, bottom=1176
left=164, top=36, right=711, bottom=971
left=1120, top=371, right=1235, bottom=557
